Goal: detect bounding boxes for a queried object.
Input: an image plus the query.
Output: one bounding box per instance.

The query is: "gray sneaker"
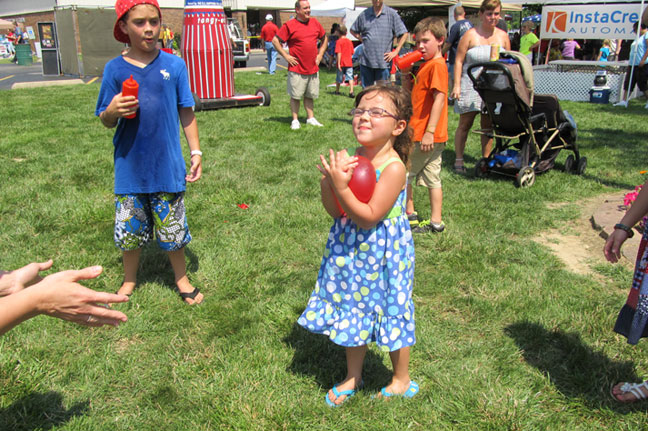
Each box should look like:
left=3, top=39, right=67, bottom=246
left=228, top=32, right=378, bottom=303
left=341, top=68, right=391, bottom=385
left=413, top=220, right=445, bottom=233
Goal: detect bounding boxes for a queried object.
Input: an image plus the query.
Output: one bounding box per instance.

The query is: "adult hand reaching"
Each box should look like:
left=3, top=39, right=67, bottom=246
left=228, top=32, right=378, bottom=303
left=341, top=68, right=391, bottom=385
left=0, top=259, right=53, bottom=297
left=0, top=264, right=129, bottom=336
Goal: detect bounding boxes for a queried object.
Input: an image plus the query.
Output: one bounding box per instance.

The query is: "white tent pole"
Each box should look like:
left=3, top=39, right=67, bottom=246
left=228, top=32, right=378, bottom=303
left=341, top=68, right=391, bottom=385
left=624, top=0, right=645, bottom=103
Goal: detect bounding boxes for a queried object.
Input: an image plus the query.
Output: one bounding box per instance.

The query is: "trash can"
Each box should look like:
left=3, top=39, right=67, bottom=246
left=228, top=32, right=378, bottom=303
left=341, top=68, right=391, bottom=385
left=589, top=86, right=611, bottom=104
left=15, top=44, right=33, bottom=66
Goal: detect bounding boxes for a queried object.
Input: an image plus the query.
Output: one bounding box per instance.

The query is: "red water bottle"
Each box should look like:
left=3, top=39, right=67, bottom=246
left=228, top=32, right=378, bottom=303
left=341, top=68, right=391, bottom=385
left=394, top=51, right=422, bottom=70
left=121, top=75, right=139, bottom=119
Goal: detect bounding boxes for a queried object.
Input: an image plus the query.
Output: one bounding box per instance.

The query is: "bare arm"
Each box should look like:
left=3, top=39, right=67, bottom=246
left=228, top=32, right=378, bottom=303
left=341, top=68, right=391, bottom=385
left=272, top=36, right=298, bottom=66
left=451, top=29, right=473, bottom=99
left=385, top=32, right=409, bottom=62
left=442, top=41, right=452, bottom=56
left=179, top=107, right=202, bottom=183
left=604, top=179, right=648, bottom=263
left=421, top=89, right=446, bottom=152
left=321, top=146, right=406, bottom=229
left=350, top=30, right=362, bottom=42
left=0, top=260, right=53, bottom=297
left=320, top=176, right=344, bottom=218
left=0, top=266, right=128, bottom=336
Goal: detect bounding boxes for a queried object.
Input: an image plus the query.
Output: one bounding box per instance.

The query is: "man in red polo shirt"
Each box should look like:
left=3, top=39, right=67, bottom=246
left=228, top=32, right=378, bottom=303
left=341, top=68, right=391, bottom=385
left=272, top=0, right=328, bottom=130
left=260, top=14, right=279, bottom=75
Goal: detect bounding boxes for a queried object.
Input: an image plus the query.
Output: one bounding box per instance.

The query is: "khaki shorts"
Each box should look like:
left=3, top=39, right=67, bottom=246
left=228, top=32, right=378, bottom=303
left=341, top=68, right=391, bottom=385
left=408, top=141, right=446, bottom=189
left=287, top=71, right=320, bottom=100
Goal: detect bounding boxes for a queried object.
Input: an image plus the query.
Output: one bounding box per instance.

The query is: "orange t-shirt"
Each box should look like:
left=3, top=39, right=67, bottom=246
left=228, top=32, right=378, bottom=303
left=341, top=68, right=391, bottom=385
left=410, top=56, right=448, bottom=143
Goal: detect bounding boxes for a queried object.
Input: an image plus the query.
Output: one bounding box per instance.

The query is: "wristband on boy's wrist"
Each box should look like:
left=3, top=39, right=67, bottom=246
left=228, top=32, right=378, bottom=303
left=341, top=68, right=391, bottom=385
left=190, top=150, right=202, bottom=157
left=614, top=223, right=634, bottom=238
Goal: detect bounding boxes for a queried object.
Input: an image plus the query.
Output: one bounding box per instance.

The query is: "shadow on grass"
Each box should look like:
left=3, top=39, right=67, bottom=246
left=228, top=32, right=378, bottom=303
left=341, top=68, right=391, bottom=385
left=114, top=245, right=200, bottom=294
left=0, top=391, right=88, bottom=431
left=283, top=321, right=393, bottom=391
left=505, top=321, right=646, bottom=411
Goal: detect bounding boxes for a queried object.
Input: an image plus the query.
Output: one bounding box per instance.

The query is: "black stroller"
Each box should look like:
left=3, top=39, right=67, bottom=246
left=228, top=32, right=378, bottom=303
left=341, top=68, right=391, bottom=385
left=467, top=52, right=586, bottom=188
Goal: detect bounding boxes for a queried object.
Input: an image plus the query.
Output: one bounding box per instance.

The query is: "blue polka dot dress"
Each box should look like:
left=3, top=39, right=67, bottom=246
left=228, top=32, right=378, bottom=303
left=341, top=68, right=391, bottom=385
left=298, top=157, right=416, bottom=352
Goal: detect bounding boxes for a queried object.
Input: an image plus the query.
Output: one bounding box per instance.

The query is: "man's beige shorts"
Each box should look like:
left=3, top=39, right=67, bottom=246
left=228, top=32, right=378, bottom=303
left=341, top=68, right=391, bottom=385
left=287, top=71, right=320, bottom=100
left=408, top=141, right=446, bottom=189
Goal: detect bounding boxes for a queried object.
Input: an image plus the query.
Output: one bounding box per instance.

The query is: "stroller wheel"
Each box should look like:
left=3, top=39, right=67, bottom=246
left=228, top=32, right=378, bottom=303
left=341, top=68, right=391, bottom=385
left=516, top=167, right=536, bottom=188
left=576, top=156, right=587, bottom=175
left=474, top=158, right=489, bottom=178
left=564, top=154, right=575, bottom=173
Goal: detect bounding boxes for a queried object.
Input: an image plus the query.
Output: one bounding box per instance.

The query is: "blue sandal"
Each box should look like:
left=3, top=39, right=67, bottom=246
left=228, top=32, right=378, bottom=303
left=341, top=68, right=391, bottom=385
left=379, top=381, right=419, bottom=398
left=325, top=383, right=360, bottom=407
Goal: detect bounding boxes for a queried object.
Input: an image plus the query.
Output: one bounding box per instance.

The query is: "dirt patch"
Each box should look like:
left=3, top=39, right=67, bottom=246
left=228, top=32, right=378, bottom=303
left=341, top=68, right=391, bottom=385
left=534, top=193, right=635, bottom=277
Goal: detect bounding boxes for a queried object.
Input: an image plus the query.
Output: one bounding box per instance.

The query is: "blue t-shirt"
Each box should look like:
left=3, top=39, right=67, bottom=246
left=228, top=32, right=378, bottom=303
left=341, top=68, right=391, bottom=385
left=95, top=51, right=194, bottom=194
left=599, top=46, right=610, bottom=61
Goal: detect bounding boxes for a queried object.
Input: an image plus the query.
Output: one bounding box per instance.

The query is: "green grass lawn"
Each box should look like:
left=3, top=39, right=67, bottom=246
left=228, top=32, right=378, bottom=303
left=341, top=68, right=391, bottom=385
left=1, top=69, right=648, bottom=430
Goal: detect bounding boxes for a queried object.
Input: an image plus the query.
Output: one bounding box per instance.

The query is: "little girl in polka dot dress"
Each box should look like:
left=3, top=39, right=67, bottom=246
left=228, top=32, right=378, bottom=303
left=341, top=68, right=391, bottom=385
left=298, top=84, right=418, bottom=406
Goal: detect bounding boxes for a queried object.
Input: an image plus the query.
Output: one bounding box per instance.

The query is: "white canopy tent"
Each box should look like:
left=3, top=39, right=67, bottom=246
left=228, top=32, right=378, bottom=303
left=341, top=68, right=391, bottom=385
left=310, top=0, right=356, bottom=16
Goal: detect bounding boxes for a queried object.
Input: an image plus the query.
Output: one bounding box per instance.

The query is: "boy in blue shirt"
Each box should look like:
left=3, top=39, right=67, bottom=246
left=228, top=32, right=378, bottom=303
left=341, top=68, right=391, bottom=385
left=95, top=0, right=203, bottom=304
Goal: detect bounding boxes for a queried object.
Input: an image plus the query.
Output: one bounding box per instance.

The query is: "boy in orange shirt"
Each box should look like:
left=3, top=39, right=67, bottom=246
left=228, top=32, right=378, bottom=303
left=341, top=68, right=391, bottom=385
left=334, top=25, right=355, bottom=98
left=402, top=17, right=448, bottom=233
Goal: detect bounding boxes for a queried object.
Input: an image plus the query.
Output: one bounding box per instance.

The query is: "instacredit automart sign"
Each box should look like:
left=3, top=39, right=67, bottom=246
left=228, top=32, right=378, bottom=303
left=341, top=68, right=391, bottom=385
left=541, top=4, right=641, bottom=40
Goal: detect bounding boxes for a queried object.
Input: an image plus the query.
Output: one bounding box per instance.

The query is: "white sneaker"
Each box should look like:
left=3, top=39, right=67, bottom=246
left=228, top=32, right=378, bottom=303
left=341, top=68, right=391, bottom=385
left=613, top=100, right=628, bottom=107
left=290, top=119, right=300, bottom=130
left=306, top=117, right=324, bottom=127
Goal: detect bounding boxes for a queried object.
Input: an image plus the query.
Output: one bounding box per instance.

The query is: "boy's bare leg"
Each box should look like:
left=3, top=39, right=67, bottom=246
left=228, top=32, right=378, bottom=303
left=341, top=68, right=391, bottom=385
left=118, top=248, right=141, bottom=296
left=168, top=248, right=203, bottom=305
left=377, top=346, right=411, bottom=397
left=328, top=344, right=367, bottom=405
left=429, top=187, right=443, bottom=224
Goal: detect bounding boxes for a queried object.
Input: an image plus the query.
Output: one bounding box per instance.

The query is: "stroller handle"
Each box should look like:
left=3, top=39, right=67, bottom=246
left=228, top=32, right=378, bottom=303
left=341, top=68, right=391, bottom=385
left=467, top=61, right=517, bottom=91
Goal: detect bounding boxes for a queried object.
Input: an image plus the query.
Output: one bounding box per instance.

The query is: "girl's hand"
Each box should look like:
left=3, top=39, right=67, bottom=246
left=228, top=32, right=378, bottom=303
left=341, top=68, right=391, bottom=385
left=603, top=229, right=629, bottom=263
left=319, top=149, right=357, bottom=192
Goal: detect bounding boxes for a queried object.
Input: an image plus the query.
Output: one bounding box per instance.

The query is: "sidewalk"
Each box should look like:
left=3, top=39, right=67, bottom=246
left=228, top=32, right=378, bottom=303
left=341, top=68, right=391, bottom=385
left=0, top=61, right=98, bottom=90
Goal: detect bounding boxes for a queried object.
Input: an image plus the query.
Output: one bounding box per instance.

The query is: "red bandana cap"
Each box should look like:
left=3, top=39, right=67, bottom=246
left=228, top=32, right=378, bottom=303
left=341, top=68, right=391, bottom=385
left=113, top=0, right=162, bottom=44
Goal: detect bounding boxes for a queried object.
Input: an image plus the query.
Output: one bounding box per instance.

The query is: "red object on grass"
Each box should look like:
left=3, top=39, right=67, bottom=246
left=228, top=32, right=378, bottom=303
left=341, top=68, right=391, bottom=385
left=237, top=203, right=249, bottom=209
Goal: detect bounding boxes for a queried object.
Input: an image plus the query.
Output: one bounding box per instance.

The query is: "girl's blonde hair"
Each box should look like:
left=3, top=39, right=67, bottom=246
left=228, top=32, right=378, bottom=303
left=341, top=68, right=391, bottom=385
left=603, top=39, right=611, bottom=46
left=354, top=84, right=413, bottom=167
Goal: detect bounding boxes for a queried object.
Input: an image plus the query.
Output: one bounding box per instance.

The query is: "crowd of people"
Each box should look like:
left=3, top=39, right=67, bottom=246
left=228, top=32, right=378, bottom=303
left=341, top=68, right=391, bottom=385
left=6, top=0, right=648, bottom=408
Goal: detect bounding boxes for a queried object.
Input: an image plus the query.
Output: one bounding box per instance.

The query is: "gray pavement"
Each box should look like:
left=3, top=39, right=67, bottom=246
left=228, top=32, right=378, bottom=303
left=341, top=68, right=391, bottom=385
left=0, top=61, right=99, bottom=90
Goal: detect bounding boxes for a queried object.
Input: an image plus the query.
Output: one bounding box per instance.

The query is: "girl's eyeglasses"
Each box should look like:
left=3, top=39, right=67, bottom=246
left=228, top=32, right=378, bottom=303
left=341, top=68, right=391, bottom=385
left=348, top=108, right=399, bottom=120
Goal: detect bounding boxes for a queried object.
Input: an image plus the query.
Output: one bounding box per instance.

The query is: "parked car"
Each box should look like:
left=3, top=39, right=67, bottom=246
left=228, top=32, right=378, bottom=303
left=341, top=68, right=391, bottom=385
left=227, top=18, right=249, bottom=68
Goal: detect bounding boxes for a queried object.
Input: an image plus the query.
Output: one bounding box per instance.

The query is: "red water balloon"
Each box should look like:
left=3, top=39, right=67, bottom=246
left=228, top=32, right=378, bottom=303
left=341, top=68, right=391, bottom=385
left=348, top=155, right=376, bottom=203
